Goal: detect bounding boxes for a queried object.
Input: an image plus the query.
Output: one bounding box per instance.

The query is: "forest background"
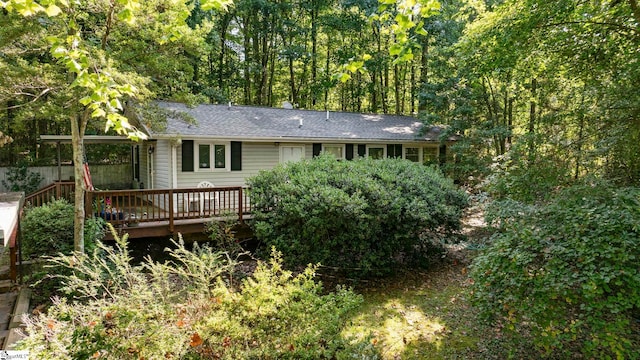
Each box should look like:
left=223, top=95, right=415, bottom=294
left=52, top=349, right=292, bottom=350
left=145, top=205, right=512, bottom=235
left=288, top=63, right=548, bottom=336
left=1, top=0, right=639, bottom=188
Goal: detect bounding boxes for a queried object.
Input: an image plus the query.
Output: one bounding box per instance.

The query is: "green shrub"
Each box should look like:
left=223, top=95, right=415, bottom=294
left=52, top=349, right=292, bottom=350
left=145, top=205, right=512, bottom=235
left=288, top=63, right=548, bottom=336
left=248, top=154, right=468, bottom=277
left=471, top=182, right=640, bottom=358
left=486, top=143, right=572, bottom=203
left=21, top=199, right=104, bottom=258
left=17, top=232, right=369, bottom=359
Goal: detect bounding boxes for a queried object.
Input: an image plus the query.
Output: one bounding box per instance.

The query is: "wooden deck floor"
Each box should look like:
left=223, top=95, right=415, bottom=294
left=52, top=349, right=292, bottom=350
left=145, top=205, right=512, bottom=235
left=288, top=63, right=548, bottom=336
left=104, top=214, right=254, bottom=240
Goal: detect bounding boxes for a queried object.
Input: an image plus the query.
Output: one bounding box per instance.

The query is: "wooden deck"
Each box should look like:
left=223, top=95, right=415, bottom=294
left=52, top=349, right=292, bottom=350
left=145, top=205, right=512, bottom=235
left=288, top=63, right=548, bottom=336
left=87, top=186, right=253, bottom=239
left=26, top=182, right=254, bottom=240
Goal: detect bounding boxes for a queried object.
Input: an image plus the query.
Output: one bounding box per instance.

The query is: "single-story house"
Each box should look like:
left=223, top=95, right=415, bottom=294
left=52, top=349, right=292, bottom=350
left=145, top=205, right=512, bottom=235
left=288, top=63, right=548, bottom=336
left=134, top=102, right=457, bottom=191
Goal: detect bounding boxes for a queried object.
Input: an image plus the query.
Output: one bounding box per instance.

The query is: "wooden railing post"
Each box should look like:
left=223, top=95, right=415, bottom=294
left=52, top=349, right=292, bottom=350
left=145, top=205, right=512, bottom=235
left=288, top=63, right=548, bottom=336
left=84, top=190, right=93, bottom=218
left=238, top=187, right=244, bottom=223
left=168, top=189, right=174, bottom=233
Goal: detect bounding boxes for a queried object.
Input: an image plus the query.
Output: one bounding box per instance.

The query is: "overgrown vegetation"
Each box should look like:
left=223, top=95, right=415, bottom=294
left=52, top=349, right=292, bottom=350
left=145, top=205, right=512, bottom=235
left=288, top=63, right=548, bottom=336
left=18, top=231, right=368, bottom=359
left=471, top=181, right=640, bottom=358
left=1, top=160, right=43, bottom=194
left=21, top=199, right=105, bottom=259
left=248, top=154, right=468, bottom=277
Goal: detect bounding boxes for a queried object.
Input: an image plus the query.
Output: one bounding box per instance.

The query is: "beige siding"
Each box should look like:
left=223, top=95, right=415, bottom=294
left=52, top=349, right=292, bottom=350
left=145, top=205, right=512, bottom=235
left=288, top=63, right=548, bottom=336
left=139, top=143, right=149, bottom=189
left=153, top=141, right=172, bottom=189
left=176, top=141, right=280, bottom=187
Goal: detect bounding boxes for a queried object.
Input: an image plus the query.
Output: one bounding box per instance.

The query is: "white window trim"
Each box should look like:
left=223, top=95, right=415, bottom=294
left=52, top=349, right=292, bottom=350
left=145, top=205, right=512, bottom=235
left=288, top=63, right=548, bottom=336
left=402, top=145, right=440, bottom=163
left=279, top=144, right=306, bottom=163
left=322, top=144, right=346, bottom=160
left=195, top=141, right=231, bottom=172
left=366, top=145, right=386, bottom=159
left=404, top=146, right=421, bottom=162
left=422, top=146, right=440, bottom=164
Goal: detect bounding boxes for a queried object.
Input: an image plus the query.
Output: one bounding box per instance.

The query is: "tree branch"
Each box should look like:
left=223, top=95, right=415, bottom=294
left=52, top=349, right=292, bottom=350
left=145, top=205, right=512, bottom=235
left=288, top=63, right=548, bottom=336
left=0, top=88, right=52, bottom=110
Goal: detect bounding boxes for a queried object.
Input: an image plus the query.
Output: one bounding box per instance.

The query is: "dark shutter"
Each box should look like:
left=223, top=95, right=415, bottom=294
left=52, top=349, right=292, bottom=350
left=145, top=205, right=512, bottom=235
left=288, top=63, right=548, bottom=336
left=387, top=144, right=402, bottom=158
left=439, top=144, right=447, bottom=165
left=312, top=143, right=322, bottom=157
left=345, top=144, right=354, bottom=160
left=181, top=140, right=194, bottom=172
left=231, top=141, right=242, bottom=171
left=357, top=144, right=366, bottom=157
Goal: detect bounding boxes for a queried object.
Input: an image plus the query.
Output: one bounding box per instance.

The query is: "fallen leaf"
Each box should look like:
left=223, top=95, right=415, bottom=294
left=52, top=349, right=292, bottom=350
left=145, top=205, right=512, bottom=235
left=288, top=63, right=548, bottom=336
left=190, top=332, right=203, bottom=347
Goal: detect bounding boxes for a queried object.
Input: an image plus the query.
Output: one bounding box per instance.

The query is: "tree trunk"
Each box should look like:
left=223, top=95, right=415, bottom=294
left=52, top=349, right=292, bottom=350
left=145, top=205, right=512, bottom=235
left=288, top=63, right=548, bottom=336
left=71, top=111, right=89, bottom=253
left=310, top=6, right=318, bottom=106
left=394, top=64, right=400, bottom=114
left=418, top=38, right=428, bottom=111
left=528, top=78, right=537, bottom=158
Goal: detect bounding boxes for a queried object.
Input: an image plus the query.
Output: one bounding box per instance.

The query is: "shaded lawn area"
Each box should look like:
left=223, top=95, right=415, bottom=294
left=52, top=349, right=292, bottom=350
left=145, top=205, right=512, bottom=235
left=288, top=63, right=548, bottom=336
left=340, top=262, right=500, bottom=360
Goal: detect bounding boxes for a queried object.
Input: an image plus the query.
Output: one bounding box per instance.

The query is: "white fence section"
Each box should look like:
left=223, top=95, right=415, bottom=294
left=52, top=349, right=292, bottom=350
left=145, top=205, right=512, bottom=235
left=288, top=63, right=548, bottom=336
left=0, top=164, right=133, bottom=193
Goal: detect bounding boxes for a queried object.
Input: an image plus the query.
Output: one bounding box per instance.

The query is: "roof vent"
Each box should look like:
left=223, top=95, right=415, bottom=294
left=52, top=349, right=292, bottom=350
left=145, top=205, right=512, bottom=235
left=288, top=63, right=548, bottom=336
left=228, top=101, right=232, bottom=110
left=326, top=110, right=329, bottom=121
left=283, top=101, right=293, bottom=109
left=299, top=118, right=303, bottom=128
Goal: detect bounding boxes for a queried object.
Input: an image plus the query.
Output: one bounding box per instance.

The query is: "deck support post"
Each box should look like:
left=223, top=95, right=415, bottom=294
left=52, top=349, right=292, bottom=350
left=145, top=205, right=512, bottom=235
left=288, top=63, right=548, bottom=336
left=238, top=187, right=243, bottom=223
left=168, top=189, right=174, bottom=233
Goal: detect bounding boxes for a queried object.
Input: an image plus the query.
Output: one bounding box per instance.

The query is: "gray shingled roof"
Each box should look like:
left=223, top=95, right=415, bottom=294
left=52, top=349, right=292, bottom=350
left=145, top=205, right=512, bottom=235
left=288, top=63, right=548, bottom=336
left=148, top=102, right=454, bottom=142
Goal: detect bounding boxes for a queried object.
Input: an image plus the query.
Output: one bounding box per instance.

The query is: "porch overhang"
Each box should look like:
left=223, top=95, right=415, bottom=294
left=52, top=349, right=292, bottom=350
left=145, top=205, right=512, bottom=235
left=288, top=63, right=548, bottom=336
left=39, top=135, right=141, bottom=144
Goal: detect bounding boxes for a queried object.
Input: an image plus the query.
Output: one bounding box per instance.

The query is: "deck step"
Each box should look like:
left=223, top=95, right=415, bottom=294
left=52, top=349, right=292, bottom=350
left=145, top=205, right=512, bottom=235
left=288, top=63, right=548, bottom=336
left=9, top=288, right=30, bottom=330
left=0, top=280, right=13, bottom=293
left=4, top=328, right=24, bottom=350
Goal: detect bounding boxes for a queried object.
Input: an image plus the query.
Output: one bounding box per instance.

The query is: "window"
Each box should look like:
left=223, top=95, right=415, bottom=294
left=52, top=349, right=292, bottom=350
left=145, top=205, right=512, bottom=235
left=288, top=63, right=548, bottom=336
left=323, top=144, right=345, bottom=159
left=423, top=147, right=439, bottom=165
left=196, top=142, right=229, bottom=171
left=405, top=147, right=420, bottom=162
left=214, top=144, right=225, bottom=168
left=199, top=144, right=210, bottom=169
left=368, top=146, right=384, bottom=159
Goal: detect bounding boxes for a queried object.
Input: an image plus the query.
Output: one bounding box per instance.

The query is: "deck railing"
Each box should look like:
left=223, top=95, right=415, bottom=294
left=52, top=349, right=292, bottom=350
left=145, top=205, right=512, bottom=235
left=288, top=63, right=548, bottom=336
left=85, top=186, right=252, bottom=230
left=24, top=181, right=75, bottom=207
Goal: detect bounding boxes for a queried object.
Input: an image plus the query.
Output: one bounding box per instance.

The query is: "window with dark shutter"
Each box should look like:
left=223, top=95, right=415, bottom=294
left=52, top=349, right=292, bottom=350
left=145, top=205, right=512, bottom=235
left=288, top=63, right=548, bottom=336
left=439, top=144, right=447, bottom=165
left=357, top=144, right=366, bottom=157
left=387, top=144, right=402, bottom=158
left=181, top=140, right=194, bottom=172
left=231, top=141, right=242, bottom=171
left=345, top=144, right=354, bottom=160
left=312, top=143, right=322, bottom=157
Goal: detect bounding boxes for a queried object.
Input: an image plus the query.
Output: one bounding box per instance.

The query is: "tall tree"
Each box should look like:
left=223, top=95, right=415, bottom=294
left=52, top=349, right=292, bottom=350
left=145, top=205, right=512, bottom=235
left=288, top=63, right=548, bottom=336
left=1, top=0, right=232, bottom=252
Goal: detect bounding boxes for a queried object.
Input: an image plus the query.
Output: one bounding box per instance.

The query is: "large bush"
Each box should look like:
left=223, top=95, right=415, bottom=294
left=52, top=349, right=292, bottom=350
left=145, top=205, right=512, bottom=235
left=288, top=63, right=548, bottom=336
left=18, top=235, right=369, bottom=359
left=471, top=182, right=640, bottom=358
left=248, top=154, right=468, bottom=276
left=21, top=199, right=104, bottom=258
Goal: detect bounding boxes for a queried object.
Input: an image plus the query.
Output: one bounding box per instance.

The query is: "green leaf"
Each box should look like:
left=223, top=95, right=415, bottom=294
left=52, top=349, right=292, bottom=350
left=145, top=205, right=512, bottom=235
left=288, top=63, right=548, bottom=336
left=79, top=97, right=92, bottom=106
left=45, top=4, right=62, bottom=16
left=18, top=0, right=45, bottom=16
left=395, top=13, right=414, bottom=30
left=201, top=0, right=233, bottom=11
left=117, top=8, right=134, bottom=24
left=65, top=59, right=83, bottom=73
left=91, top=108, right=106, bottom=118
left=389, top=43, right=403, bottom=56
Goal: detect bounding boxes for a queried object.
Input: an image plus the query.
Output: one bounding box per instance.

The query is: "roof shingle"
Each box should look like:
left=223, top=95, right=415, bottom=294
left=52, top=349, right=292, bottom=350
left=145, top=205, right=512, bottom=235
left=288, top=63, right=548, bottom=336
left=149, top=102, right=453, bottom=142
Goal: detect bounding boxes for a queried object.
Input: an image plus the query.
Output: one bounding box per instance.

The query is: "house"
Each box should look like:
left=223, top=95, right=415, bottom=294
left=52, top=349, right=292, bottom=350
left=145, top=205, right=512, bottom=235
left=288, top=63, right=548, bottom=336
left=135, top=102, right=456, bottom=192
